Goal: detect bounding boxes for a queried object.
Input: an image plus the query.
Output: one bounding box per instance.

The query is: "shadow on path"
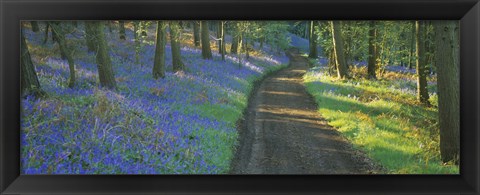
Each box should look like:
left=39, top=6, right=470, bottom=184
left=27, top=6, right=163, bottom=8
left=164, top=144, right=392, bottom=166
left=231, top=48, right=378, bottom=174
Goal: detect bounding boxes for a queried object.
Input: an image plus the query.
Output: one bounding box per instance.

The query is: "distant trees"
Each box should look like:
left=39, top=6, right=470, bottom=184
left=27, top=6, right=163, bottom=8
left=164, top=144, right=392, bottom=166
left=330, top=21, right=349, bottom=79
left=21, top=27, right=44, bottom=97
left=261, top=22, right=291, bottom=53
left=91, top=21, right=117, bottom=89
left=153, top=21, right=167, bottom=79
left=170, top=21, right=185, bottom=72
left=201, top=21, right=212, bottom=59
left=415, top=21, right=430, bottom=106
left=434, top=21, right=460, bottom=164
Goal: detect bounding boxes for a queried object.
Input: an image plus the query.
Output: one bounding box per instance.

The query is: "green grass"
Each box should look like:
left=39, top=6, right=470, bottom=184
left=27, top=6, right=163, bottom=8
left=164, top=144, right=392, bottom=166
left=303, top=67, right=459, bottom=174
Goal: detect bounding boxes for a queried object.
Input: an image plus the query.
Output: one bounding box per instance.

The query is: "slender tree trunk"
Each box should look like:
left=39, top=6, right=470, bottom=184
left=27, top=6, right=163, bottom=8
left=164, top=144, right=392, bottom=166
left=367, top=21, right=377, bottom=79
left=237, top=33, right=243, bottom=68
left=21, top=28, right=45, bottom=97
left=425, top=21, right=435, bottom=75
left=153, top=21, right=167, bottom=79
left=49, top=22, right=76, bottom=88
left=245, top=36, right=250, bottom=60
left=415, top=21, right=430, bottom=105
left=91, top=21, right=117, bottom=89
left=119, top=21, right=126, bottom=40
left=193, top=21, right=201, bottom=47
left=216, top=21, right=222, bottom=53
left=43, top=23, right=50, bottom=44
left=304, top=21, right=309, bottom=39
left=201, top=21, right=212, bottom=59
left=133, top=21, right=141, bottom=65
left=434, top=21, right=460, bottom=164
left=218, top=21, right=225, bottom=60
left=330, top=21, right=349, bottom=79
left=170, top=21, right=184, bottom=72
left=43, top=22, right=58, bottom=44
left=231, top=33, right=239, bottom=54
left=31, top=21, right=39, bottom=32
left=409, top=21, right=415, bottom=69
left=308, top=21, right=318, bottom=59
left=328, top=48, right=336, bottom=76
left=84, top=22, right=96, bottom=52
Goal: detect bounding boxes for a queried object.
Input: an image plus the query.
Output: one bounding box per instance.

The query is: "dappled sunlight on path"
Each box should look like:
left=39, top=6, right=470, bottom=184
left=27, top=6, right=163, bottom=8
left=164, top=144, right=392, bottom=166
left=231, top=49, right=377, bottom=174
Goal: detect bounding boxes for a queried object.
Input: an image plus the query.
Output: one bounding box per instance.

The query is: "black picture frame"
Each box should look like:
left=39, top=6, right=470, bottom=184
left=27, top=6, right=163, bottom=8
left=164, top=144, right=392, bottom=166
left=1, top=0, right=479, bottom=194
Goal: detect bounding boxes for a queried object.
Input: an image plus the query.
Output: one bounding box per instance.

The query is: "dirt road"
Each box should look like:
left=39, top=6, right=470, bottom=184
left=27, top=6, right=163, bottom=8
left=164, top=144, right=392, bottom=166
left=231, top=49, right=379, bottom=174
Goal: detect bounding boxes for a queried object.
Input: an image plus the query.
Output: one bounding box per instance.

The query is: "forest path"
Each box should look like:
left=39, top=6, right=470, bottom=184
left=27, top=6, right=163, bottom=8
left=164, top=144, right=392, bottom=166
left=231, top=48, right=378, bottom=174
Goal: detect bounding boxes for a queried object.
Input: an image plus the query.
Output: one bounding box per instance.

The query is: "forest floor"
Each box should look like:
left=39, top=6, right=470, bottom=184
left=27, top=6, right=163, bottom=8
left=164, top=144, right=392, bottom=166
left=231, top=48, right=381, bottom=174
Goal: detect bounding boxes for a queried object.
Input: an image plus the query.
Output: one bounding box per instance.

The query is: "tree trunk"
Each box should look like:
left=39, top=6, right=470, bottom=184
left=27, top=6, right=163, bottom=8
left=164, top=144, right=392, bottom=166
left=216, top=21, right=222, bottom=53
left=43, top=22, right=58, bottom=44
left=21, top=28, right=45, bottom=97
left=231, top=33, right=239, bottom=54
left=47, top=22, right=68, bottom=61
left=434, top=21, right=460, bottom=164
left=218, top=21, right=225, bottom=60
left=43, top=23, right=50, bottom=44
left=330, top=21, right=349, bottom=79
left=308, top=21, right=318, bottom=59
left=328, top=47, right=336, bottom=76
left=170, top=21, right=185, bottom=72
left=193, top=21, right=201, bottom=47
left=84, top=22, right=96, bottom=52
left=237, top=34, right=243, bottom=68
left=409, top=21, right=415, bottom=69
left=201, top=21, right=212, bottom=59
left=245, top=36, right=250, bottom=60
left=91, top=21, right=117, bottom=89
left=367, top=21, right=377, bottom=79
left=133, top=21, right=141, bottom=65
left=259, top=37, right=265, bottom=49
left=119, top=21, right=126, bottom=40
left=31, top=21, right=39, bottom=32
left=153, top=21, right=167, bottom=79
left=415, top=21, right=430, bottom=105
left=425, top=21, right=435, bottom=75
left=49, top=22, right=76, bottom=88
left=304, top=21, right=309, bottom=39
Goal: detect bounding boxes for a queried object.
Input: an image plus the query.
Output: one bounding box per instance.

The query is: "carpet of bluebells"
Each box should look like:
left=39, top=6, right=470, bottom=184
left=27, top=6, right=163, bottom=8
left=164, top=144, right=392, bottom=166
left=21, top=23, right=288, bottom=174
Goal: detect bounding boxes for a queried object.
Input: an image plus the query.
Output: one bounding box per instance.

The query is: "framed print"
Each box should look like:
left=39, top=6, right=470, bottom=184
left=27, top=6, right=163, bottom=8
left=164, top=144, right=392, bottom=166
left=1, top=0, right=479, bottom=194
